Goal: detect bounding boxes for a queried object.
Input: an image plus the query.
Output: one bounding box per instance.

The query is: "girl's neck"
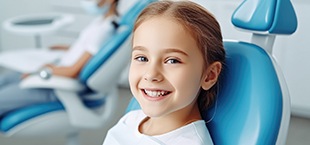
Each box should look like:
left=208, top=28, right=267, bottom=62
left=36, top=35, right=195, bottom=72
left=139, top=102, right=202, bottom=136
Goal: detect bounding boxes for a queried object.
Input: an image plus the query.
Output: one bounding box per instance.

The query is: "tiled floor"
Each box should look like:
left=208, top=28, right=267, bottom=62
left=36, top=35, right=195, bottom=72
left=0, top=83, right=309, bottom=145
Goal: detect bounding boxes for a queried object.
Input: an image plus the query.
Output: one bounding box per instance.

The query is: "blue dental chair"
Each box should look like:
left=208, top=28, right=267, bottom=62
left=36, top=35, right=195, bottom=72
left=126, top=0, right=297, bottom=145
left=0, top=0, right=155, bottom=144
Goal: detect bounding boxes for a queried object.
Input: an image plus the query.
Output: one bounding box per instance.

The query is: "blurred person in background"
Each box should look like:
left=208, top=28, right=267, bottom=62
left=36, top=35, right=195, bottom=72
left=0, top=0, right=137, bottom=116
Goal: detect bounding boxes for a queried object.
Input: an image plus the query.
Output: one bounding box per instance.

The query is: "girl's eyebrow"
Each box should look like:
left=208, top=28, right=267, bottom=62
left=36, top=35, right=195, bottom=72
left=132, top=46, right=147, bottom=52
left=164, top=48, right=189, bottom=56
left=132, top=46, right=189, bottom=56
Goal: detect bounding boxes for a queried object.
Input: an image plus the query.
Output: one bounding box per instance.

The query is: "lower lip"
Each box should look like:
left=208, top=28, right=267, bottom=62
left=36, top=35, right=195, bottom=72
left=141, top=90, right=169, bottom=102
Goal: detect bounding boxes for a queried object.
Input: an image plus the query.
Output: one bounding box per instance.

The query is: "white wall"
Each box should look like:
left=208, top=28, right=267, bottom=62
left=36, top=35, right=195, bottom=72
left=275, top=1, right=310, bottom=117
left=0, top=0, right=52, bottom=50
left=0, top=0, right=94, bottom=51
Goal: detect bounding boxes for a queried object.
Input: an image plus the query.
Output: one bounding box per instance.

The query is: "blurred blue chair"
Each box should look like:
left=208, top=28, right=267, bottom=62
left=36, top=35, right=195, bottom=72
left=0, top=0, right=155, bottom=144
left=126, top=0, right=297, bottom=145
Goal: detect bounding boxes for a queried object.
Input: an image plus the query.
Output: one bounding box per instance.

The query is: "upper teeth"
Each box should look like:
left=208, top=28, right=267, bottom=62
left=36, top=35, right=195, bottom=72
left=144, top=90, right=168, bottom=97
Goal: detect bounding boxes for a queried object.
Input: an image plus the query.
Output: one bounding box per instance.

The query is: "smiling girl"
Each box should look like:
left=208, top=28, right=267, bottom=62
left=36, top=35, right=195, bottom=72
left=103, top=1, right=225, bottom=144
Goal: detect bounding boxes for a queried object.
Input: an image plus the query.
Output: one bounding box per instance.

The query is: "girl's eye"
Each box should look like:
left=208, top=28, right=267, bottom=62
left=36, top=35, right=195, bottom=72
left=134, top=56, right=148, bottom=62
left=166, top=58, right=181, bottom=64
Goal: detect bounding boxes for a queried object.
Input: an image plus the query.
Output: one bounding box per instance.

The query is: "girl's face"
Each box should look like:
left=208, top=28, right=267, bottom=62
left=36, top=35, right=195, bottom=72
left=129, top=16, right=208, bottom=118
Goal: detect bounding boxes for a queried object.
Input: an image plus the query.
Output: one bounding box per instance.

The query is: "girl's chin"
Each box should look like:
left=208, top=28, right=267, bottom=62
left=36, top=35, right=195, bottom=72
left=140, top=107, right=165, bottom=118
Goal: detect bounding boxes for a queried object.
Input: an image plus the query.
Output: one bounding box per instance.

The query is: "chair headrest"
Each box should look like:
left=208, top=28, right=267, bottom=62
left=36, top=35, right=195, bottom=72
left=232, top=0, right=297, bottom=34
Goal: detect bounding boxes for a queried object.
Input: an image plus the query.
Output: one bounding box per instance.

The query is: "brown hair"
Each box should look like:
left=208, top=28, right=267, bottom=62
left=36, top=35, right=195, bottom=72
left=133, top=1, right=225, bottom=112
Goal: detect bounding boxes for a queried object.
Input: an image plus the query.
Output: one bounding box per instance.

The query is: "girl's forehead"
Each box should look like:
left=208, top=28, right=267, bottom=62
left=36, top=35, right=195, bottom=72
left=132, top=16, right=202, bottom=57
left=134, top=18, right=185, bottom=40
left=134, top=18, right=188, bottom=40
left=134, top=15, right=197, bottom=42
left=134, top=16, right=190, bottom=38
left=142, top=16, right=181, bottom=28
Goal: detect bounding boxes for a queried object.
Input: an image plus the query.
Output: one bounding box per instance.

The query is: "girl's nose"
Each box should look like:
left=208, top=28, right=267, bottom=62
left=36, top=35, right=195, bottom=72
left=143, top=75, right=163, bottom=82
left=143, top=65, right=163, bottom=82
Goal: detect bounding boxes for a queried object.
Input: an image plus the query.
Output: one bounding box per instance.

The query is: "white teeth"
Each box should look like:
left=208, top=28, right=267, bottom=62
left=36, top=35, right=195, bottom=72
left=144, top=90, right=168, bottom=97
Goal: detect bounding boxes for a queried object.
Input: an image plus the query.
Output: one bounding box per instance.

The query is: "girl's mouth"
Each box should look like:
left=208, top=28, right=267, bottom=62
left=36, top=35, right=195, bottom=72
left=142, top=89, right=171, bottom=98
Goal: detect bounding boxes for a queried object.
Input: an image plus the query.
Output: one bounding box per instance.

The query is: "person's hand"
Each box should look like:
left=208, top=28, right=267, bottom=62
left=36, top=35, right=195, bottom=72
left=20, top=73, right=30, bottom=80
left=43, top=63, right=54, bottom=68
left=49, top=45, right=70, bottom=51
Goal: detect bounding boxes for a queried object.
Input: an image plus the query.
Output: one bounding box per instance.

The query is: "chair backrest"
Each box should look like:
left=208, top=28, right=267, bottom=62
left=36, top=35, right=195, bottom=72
left=203, top=41, right=285, bottom=145
left=126, top=0, right=296, bottom=144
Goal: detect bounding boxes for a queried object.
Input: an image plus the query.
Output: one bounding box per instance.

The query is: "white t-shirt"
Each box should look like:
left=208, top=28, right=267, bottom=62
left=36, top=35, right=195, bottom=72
left=58, top=16, right=116, bottom=66
left=102, top=110, right=214, bottom=145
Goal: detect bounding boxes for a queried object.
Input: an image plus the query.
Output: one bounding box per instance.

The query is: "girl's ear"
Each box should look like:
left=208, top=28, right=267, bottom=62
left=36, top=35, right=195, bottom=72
left=201, top=62, right=222, bottom=90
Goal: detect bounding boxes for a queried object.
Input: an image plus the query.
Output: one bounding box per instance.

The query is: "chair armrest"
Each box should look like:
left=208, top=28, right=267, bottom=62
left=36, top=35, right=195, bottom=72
left=19, top=75, right=86, bottom=92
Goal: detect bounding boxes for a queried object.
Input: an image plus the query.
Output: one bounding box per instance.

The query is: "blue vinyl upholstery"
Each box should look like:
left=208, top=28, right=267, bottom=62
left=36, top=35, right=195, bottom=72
left=204, top=41, right=282, bottom=144
left=232, top=0, right=297, bottom=34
